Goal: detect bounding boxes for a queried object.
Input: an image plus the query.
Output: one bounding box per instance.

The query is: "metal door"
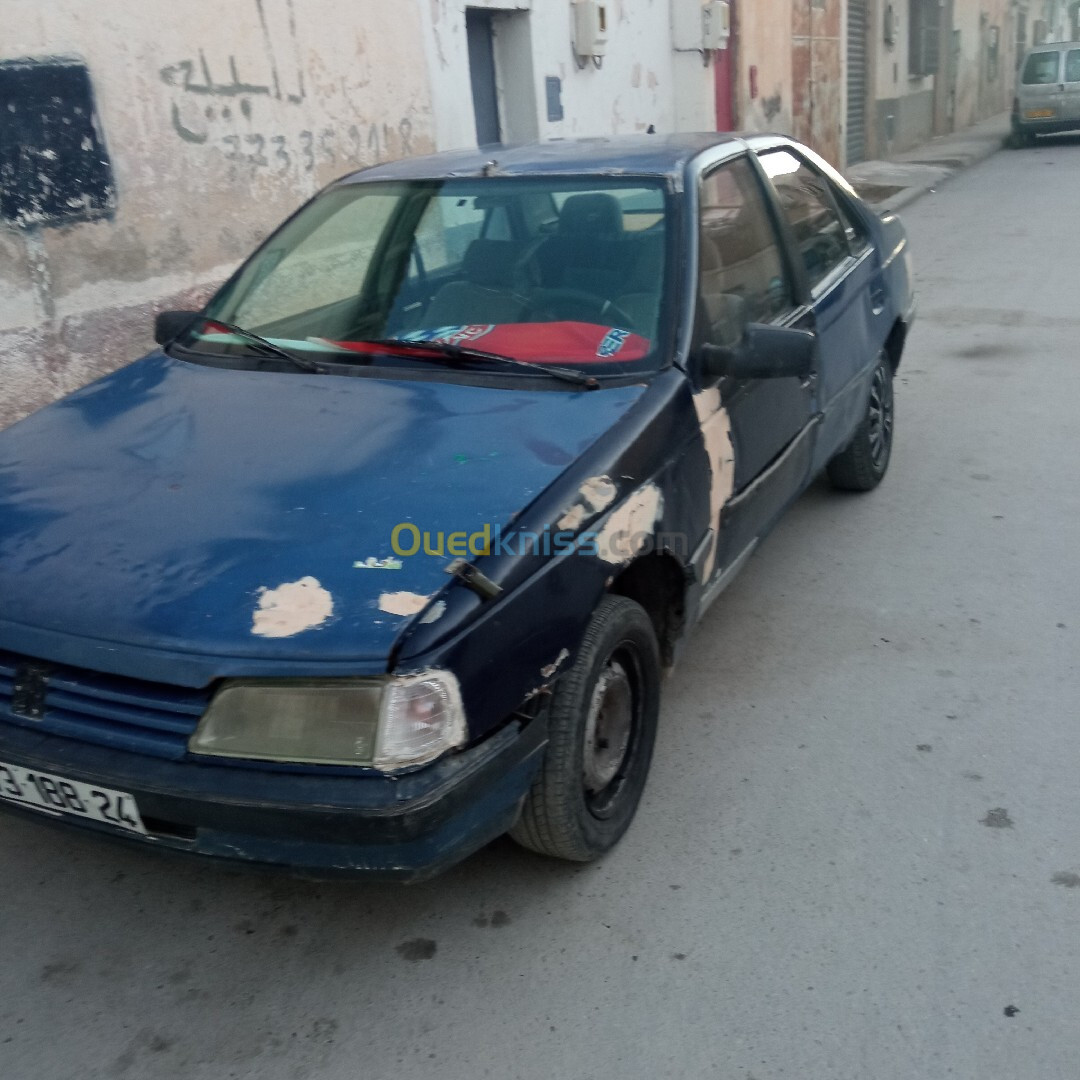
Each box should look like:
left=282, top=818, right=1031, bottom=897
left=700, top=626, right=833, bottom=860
left=845, top=0, right=867, bottom=164
left=1017, top=48, right=1063, bottom=120
left=1062, top=47, right=1080, bottom=123
left=466, top=9, right=501, bottom=146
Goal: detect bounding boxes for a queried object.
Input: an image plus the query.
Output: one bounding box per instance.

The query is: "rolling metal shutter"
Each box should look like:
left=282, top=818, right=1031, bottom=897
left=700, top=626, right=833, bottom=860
left=846, top=0, right=868, bottom=165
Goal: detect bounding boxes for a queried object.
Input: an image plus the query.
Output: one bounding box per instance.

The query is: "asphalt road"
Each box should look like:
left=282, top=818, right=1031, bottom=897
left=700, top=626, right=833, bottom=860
left=3, top=137, right=1080, bottom=1080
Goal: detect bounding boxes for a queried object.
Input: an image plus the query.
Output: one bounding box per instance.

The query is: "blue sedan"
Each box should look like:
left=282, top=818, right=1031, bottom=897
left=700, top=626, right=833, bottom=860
left=0, top=133, right=914, bottom=878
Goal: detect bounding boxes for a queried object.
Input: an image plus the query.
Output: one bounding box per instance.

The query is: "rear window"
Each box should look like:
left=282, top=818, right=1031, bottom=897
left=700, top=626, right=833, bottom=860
left=1022, top=51, right=1060, bottom=84
left=1066, top=50, right=1080, bottom=83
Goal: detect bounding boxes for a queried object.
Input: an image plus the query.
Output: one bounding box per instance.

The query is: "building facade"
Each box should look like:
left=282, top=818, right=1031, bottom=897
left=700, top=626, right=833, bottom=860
left=0, top=0, right=721, bottom=428
left=1, top=0, right=1033, bottom=428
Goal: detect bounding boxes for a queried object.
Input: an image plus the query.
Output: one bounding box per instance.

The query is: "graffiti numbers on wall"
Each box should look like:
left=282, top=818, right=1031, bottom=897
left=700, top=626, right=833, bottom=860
left=215, top=121, right=414, bottom=175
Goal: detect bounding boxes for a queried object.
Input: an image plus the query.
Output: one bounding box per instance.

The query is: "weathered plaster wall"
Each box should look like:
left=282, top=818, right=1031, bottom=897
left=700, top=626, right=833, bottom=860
left=733, top=0, right=796, bottom=139
left=951, top=0, right=1017, bottom=130
left=871, top=0, right=936, bottom=154
left=0, top=0, right=436, bottom=428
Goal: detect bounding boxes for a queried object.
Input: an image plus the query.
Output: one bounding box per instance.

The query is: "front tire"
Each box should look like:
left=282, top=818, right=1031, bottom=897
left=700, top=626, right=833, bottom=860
left=510, top=596, right=660, bottom=862
left=827, top=351, right=894, bottom=492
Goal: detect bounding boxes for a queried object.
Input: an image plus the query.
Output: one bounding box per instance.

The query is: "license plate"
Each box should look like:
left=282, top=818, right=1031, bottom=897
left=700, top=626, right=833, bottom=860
left=1025, top=108, right=1054, bottom=118
left=0, top=760, right=146, bottom=834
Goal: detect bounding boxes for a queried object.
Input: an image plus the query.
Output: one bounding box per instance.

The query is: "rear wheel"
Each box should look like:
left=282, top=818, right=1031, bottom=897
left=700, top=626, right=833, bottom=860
left=826, top=351, right=894, bottom=492
left=510, top=596, right=660, bottom=861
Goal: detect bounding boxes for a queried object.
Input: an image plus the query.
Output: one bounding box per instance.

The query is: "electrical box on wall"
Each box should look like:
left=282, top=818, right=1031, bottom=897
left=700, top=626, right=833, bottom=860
left=883, top=4, right=898, bottom=46
left=573, top=1, right=608, bottom=60
left=702, top=2, right=730, bottom=50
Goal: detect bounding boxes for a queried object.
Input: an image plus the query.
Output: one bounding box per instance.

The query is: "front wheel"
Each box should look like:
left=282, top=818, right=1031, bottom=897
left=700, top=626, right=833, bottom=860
left=827, top=351, right=894, bottom=492
left=510, top=596, right=660, bottom=862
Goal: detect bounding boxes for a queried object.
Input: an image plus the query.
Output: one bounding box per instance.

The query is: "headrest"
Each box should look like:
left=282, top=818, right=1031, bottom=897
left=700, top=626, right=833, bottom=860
left=557, top=193, right=624, bottom=235
left=462, top=239, right=524, bottom=286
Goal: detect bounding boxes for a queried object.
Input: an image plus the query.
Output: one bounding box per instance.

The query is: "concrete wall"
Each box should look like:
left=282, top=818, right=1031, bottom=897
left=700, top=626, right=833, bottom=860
left=418, top=0, right=716, bottom=150
left=951, top=0, right=1018, bottom=130
left=0, top=0, right=438, bottom=429
left=871, top=0, right=937, bottom=154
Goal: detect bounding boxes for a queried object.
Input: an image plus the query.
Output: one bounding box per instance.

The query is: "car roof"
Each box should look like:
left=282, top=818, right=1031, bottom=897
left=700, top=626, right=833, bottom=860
left=338, top=133, right=749, bottom=184
left=1024, top=41, right=1080, bottom=53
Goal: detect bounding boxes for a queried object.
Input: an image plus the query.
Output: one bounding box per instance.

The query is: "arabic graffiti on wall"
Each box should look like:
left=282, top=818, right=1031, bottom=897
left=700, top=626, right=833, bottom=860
left=159, top=0, right=416, bottom=177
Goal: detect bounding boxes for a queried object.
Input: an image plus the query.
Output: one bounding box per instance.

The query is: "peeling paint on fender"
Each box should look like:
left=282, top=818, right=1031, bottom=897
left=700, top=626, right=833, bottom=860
left=379, top=590, right=433, bottom=617
left=420, top=600, right=447, bottom=624
left=251, top=576, right=334, bottom=638
left=693, top=389, right=735, bottom=580
left=596, top=482, right=664, bottom=565
left=540, top=648, right=570, bottom=679
left=557, top=474, right=618, bottom=530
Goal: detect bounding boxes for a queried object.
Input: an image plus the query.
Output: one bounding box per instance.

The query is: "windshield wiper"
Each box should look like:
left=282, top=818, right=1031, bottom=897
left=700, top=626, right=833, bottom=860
left=364, top=338, right=599, bottom=390
left=179, top=317, right=320, bottom=374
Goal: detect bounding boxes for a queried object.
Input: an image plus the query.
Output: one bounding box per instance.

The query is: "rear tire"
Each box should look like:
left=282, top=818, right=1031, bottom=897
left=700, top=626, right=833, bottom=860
left=510, top=596, right=660, bottom=862
left=827, top=351, right=894, bottom=492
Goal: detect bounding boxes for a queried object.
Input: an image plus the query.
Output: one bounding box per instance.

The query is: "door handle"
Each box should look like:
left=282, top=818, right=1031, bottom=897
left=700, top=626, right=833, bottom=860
left=870, top=283, right=886, bottom=315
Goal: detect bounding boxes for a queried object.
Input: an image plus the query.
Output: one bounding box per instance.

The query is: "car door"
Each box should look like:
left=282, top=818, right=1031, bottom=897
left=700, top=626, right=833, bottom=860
left=757, top=147, right=881, bottom=469
left=691, top=154, right=817, bottom=584
left=1062, top=48, right=1080, bottom=124
left=1018, top=49, right=1063, bottom=122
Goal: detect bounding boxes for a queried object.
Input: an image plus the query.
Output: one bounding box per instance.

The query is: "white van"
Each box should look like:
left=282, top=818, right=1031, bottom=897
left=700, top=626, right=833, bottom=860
left=1012, top=42, right=1080, bottom=145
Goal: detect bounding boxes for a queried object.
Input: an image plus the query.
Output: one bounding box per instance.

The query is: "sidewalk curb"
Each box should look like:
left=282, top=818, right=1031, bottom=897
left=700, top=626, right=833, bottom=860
left=868, top=133, right=1008, bottom=214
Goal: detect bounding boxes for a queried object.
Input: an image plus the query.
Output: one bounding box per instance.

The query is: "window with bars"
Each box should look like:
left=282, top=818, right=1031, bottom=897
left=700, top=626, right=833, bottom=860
left=909, top=0, right=941, bottom=78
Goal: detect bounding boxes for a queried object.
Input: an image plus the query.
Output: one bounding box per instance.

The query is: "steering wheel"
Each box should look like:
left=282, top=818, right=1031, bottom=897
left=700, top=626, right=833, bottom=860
left=531, top=288, right=636, bottom=332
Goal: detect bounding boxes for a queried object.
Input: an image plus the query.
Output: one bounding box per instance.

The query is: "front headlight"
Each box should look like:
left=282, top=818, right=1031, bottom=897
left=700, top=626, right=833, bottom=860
left=189, top=672, right=467, bottom=771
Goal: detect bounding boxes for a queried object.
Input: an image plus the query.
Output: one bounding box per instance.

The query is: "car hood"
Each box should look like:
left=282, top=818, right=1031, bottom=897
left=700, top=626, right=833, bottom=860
left=0, top=355, right=645, bottom=678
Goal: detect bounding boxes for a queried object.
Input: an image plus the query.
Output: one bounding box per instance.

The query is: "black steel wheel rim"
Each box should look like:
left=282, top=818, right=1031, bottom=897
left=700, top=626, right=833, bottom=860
left=582, top=643, right=643, bottom=818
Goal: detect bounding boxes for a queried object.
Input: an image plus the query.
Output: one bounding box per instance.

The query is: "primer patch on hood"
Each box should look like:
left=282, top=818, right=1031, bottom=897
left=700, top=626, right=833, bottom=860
left=379, top=591, right=432, bottom=617
left=252, top=577, right=334, bottom=638
left=596, top=482, right=664, bottom=565
left=558, top=474, right=619, bottom=531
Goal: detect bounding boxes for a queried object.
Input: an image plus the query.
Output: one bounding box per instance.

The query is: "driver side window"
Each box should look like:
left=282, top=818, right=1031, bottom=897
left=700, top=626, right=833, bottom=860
left=698, top=157, right=794, bottom=342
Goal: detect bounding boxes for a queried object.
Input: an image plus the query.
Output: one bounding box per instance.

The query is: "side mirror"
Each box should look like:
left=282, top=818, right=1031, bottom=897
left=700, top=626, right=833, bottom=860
left=699, top=323, right=816, bottom=381
left=154, top=309, right=200, bottom=346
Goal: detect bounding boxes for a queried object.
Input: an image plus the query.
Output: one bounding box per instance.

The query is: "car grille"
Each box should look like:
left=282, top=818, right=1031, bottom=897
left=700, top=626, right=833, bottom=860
left=0, top=650, right=209, bottom=760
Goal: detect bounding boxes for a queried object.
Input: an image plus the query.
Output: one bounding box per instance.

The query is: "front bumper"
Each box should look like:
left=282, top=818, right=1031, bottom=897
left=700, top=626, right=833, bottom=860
left=0, top=716, right=546, bottom=880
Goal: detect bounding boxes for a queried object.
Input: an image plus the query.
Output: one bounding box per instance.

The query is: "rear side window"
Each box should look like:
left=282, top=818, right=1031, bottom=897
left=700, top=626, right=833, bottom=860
left=1022, top=51, right=1060, bottom=84
left=759, top=149, right=851, bottom=290
left=698, top=157, right=793, bottom=330
left=1066, top=50, right=1080, bottom=83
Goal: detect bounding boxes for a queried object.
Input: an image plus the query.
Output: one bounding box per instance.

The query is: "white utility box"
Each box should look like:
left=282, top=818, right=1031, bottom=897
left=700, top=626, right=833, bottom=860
left=702, top=1, right=731, bottom=49
left=573, top=1, right=608, bottom=59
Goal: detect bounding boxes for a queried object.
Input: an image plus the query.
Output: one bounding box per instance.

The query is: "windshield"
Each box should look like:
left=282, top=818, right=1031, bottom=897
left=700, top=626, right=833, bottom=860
left=184, top=176, right=673, bottom=379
